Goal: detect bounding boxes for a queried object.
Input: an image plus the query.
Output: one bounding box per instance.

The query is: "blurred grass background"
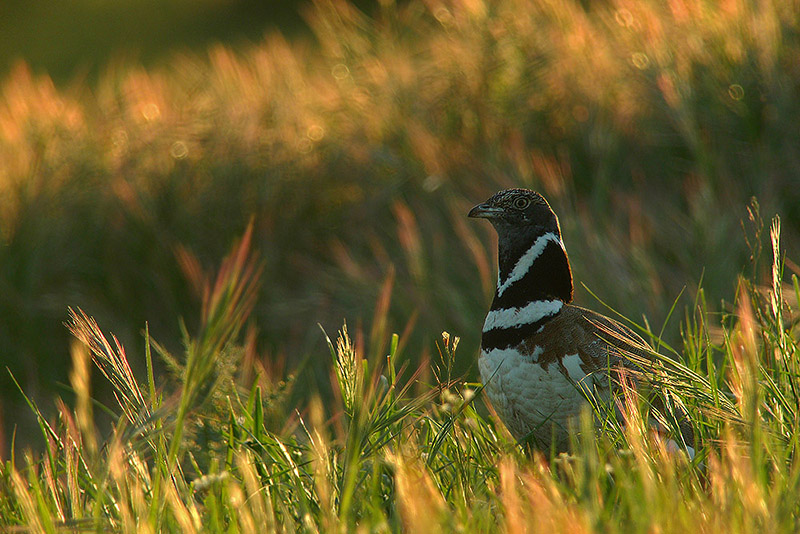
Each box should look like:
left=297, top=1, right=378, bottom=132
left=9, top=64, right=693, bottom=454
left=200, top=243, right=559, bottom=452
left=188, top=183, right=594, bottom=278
left=0, top=0, right=308, bottom=82
left=1, top=0, right=799, bottom=454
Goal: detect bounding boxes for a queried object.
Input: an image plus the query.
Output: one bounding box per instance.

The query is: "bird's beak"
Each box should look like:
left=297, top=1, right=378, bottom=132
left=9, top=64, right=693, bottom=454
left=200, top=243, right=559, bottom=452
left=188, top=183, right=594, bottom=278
left=468, top=203, right=503, bottom=219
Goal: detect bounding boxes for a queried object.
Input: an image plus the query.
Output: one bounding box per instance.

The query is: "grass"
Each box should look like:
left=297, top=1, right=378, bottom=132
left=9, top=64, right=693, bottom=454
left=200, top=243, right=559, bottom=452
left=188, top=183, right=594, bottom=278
left=2, top=0, right=800, bottom=528
left=2, top=0, right=800, bottom=448
left=2, top=211, right=800, bottom=532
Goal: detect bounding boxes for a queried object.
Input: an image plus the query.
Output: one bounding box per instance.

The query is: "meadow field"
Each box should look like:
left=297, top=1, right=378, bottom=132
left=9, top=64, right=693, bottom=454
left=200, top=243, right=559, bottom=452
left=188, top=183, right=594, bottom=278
left=1, top=0, right=800, bottom=530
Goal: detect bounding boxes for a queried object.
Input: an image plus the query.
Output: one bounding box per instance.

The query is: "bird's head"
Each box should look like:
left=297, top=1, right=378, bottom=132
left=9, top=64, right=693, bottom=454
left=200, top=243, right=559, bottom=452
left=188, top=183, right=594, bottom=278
left=468, top=189, right=561, bottom=239
left=469, top=188, right=572, bottom=304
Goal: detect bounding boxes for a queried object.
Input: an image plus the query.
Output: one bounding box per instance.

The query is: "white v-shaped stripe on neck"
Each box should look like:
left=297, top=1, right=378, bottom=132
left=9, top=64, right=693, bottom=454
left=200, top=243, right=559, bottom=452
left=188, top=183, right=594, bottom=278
left=497, top=232, right=564, bottom=297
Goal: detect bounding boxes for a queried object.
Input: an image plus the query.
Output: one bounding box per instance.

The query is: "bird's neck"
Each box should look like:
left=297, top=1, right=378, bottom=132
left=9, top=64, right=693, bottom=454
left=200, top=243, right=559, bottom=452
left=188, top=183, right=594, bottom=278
left=495, top=230, right=573, bottom=307
left=481, top=231, right=573, bottom=351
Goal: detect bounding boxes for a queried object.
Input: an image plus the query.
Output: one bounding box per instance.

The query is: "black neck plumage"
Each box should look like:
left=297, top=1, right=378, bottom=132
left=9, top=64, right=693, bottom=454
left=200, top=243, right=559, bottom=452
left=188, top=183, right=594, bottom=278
left=481, top=232, right=574, bottom=351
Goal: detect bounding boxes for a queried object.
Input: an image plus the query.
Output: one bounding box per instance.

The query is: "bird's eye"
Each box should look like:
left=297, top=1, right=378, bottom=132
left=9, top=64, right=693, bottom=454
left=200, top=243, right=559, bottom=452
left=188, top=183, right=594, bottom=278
left=512, top=197, right=530, bottom=210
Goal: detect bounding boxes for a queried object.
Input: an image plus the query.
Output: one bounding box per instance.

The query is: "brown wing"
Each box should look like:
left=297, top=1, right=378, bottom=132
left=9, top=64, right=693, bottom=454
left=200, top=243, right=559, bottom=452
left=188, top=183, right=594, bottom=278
left=518, top=304, right=658, bottom=410
left=523, top=305, right=650, bottom=375
left=517, top=304, right=693, bottom=445
left=575, top=306, right=653, bottom=368
left=576, top=306, right=695, bottom=445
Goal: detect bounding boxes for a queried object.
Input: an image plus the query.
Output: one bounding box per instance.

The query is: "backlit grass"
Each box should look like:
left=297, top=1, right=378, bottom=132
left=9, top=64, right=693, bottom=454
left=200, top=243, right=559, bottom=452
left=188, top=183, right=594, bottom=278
left=2, top=0, right=800, bottom=447
left=2, top=214, right=799, bottom=532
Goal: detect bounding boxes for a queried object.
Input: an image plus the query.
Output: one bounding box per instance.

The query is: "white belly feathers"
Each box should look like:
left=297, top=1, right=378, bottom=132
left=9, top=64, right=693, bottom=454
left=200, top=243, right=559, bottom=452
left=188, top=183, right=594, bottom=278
left=478, top=346, right=595, bottom=447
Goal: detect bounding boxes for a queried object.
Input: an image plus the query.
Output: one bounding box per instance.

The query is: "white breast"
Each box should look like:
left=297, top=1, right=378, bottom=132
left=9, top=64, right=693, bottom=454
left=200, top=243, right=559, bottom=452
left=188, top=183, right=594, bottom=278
left=478, top=346, right=598, bottom=448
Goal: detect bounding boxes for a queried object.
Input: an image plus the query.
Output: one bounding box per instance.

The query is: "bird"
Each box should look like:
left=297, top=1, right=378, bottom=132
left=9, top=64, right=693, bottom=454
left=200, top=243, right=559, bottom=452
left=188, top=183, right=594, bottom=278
left=468, top=188, right=685, bottom=452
